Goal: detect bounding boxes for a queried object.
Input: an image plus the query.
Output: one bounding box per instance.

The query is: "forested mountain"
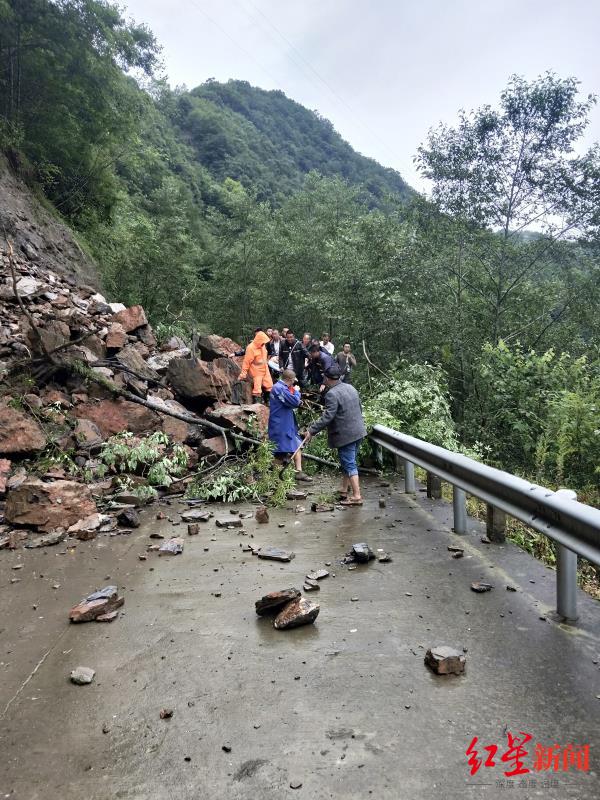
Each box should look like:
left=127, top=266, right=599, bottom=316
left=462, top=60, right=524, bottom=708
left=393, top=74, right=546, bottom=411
left=172, top=80, right=412, bottom=203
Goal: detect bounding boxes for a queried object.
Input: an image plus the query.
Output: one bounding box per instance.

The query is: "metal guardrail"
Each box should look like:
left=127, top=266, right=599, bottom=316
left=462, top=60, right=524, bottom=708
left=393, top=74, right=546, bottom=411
left=371, top=424, right=600, bottom=622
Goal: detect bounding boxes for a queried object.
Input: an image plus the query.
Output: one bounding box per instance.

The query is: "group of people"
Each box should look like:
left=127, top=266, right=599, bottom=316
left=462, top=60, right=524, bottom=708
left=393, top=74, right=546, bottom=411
left=238, top=326, right=366, bottom=505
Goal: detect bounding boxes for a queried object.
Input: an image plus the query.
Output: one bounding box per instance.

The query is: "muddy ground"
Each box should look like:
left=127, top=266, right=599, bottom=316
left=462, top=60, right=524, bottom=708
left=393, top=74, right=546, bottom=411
left=1, top=476, right=599, bottom=800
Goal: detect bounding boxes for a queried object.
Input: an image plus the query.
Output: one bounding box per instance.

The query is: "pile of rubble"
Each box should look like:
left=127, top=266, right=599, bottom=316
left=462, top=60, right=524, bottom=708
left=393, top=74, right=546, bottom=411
left=0, top=251, right=268, bottom=547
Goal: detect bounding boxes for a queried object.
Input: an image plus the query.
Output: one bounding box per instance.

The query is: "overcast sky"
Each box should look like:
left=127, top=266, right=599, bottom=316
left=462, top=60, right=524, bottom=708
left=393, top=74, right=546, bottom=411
left=122, top=0, right=600, bottom=192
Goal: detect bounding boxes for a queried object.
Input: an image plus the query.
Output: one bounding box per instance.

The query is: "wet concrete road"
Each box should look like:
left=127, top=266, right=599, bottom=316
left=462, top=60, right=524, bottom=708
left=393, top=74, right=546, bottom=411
left=1, top=476, right=599, bottom=800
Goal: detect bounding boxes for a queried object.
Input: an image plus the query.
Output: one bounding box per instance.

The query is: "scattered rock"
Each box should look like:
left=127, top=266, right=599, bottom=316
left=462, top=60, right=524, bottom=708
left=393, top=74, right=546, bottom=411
left=187, top=523, right=199, bottom=536
left=255, top=588, right=301, bottom=615
left=286, top=490, right=308, bottom=500
left=222, top=743, right=232, bottom=753
left=274, top=596, right=320, bottom=630
left=290, top=780, right=303, bottom=790
left=180, top=509, right=211, bottom=522
left=69, top=585, right=124, bottom=623
left=447, top=545, right=463, bottom=553
left=257, top=547, right=295, bottom=562
left=255, top=506, right=269, bottom=524
left=112, top=304, right=147, bottom=332
left=379, top=498, right=386, bottom=508
left=216, top=517, right=243, bottom=528
left=351, top=543, right=375, bottom=563
left=304, top=578, right=320, bottom=591
left=25, top=529, right=66, bottom=548
left=424, top=646, right=466, bottom=675
left=70, top=666, right=95, bottom=685
left=311, top=502, right=334, bottom=512
left=159, top=537, right=184, bottom=555
left=117, top=508, right=140, bottom=528
left=378, top=553, right=392, bottom=563
left=480, top=535, right=491, bottom=544
left=506, top=585, right=518, bottom=592
left=471, top=581, right=493, bottom=593
left=306, top=569, right=329, bottom=581
left=452, top=551, right=464, bottom=559
left=160, top=708, right=174, bottom=719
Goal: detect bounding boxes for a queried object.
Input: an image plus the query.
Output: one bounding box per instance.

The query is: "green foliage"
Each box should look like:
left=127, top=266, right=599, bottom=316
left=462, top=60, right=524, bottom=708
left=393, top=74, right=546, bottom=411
left=186, top=439, right=295, bottom=506
left=362, top=362, right=461, bottom=450
left=467, top=341, right=600, bottom=490
left=99, top=431, right=188, bottom=486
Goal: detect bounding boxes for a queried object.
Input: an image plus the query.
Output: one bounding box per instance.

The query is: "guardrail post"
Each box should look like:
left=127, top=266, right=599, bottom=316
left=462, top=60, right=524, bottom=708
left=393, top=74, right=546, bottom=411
left=555, top=489, right=578, bottom=622
left=403, top=460, right=415, bottom=493
left=486, top=504, right=506, bottom=542
left=426, top=472, right=442, bottom=499
left=394, top=454, right=403, bottom=473
left=453, top=487, right=467, bottom=534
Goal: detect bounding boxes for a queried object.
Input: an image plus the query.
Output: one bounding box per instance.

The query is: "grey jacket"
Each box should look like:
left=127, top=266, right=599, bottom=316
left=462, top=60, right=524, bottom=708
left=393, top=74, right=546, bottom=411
left=308, top=381, right=367, bottom=449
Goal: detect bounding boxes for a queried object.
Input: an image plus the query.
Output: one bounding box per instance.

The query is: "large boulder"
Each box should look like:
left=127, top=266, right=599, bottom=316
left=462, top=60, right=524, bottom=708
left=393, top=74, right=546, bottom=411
left=198, top=334, right=242, bottom=362
left=166, top=358, right=232, bottom=403
left=6, top=478, right=97, bottom=532
left=73, top=398, right=160, bottom=439
left=105, top=322, right=128, bottom=349
left=111, top=305, right=147, bottom=333
left=115, top=345, right=160, bottom=383
left=206, top=403, right=269, bottom=434
left=0, top=403, right=46, bottom=454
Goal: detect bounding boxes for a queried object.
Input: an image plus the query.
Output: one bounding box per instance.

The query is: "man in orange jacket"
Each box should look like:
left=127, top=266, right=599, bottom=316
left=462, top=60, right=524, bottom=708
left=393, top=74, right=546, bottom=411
left=239, top=329, right=273, bottom=401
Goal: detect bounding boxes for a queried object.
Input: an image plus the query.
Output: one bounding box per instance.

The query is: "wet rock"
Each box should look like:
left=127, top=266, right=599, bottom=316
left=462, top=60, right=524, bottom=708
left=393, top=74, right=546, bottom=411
left=188, top=523, right=199, bottom=536
left=67, top=513, right=102, bottom=537
left=274, top=596, right=320, bottom=630
left=159, top=536, right=184, bottom=555
left=255, top=506, right=269, bottom=524
left=290, top=780, right=303, bottom=790
left=0, top=404, right=46, bottom=454
left=471, top=581, right=493, bottom=593
left=69, top=585, right=124, bottom=623
left=112, top=304, right=147, bottom=332
left=447, top=545, right=463, bottom=553
left=424, top=646, right=466, bottom=675
left=6, top=478, right=97, bottom=532
left=506, top=584, right=518, bottom=592
left=452, top=551, right=464, bottom=559
left=351, top=543, right=375, bottom=563
left=117, top=508, right=140, bottom=528
left=257, top=547, right=295, bottom=562
left=306, top=569, right=329, bottom=581
left=311, top=502, right=334, bottom=512
left=160, top=708, right=174, bottom=719
left=379, top=498, right=386, bottom=508
left=221, top=743, right=232, bottom=753
left=180, top=509, right=211, bottom=522
left=304, top=579, right=320, bottom=591
left=286, top=490, right=308, bottom=500
left=480, top=535, right=491, bottom=544
left=25, top=529, right=66, bottom=548
left=216, top=517, right=243, bottom=528
left=70, top=666, right=95, bottom=685
left=378, top=552, right=392, bottom=563
left=255, top=588, right=301, bottom=615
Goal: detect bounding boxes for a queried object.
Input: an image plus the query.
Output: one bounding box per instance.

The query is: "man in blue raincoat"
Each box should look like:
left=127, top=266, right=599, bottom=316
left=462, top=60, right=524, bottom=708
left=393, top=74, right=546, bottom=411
left=268, top=369, right=312, bottom=482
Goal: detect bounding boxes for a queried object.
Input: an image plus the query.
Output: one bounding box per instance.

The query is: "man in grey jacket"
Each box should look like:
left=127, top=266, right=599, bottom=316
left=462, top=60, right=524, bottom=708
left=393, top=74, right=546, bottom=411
left=305, top=365, right=367, bottom=505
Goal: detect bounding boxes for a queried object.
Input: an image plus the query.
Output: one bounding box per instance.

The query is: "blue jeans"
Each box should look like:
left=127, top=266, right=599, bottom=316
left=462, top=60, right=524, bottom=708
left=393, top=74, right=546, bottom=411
left=338, top=439, right=362, bottom=477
